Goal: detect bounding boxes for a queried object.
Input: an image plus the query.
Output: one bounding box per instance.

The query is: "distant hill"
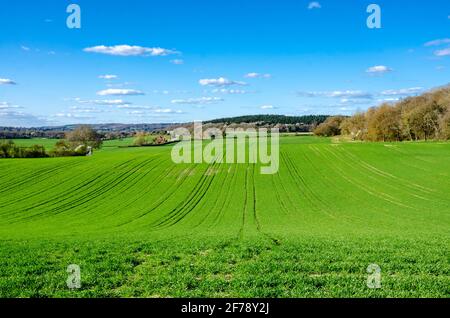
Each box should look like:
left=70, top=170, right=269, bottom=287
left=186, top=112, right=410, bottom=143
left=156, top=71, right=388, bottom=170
left=0, top=115, right=330, bottom=138
left=205, top=114, right=329, bottom=125
left=24, top=123, right=176, bottom=132
left=0, top=123, right=177, bottom=139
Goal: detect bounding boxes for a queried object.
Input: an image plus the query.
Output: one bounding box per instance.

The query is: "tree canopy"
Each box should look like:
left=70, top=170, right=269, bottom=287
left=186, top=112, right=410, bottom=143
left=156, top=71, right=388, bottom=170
left=315, top=85, right=450, bottom=142
left=65, top=125, right=103, bottom=149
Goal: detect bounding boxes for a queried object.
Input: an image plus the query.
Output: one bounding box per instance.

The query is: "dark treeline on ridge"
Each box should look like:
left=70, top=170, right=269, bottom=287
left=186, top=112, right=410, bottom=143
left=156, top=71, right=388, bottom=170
left=314, top=85, right=450, bottom=141
left=206, top=114, right=329, bottom=125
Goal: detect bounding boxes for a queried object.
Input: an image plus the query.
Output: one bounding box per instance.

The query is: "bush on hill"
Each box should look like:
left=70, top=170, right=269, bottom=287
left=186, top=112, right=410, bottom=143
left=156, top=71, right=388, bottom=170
left=315, top=85, right=450, bottom=141
left=0, top=140, right=48, bottom=158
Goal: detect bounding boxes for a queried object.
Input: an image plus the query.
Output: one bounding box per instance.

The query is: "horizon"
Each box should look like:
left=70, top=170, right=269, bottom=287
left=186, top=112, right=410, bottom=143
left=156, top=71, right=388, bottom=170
left=0, top=113, right=330, bottom=129
left=1, top=0, right=449, bottom=127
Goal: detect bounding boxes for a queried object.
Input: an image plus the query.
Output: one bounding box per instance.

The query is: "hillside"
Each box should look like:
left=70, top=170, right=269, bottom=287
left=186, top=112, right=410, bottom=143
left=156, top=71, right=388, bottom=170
left=1, top=137, right=449, bottom=297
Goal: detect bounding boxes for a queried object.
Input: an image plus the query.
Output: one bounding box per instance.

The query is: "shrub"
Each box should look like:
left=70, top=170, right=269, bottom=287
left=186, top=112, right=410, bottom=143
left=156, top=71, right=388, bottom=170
left=0, top=140, right=17, bottom=158
left=367, top=104, right=402, bottom=142
left=0, top=141, right=48, bottom=158
left=313, top=116, right=346, bottom=137
left=153, top=135, right=167, bottom=145
left=133, top=132, right=152, bottom=146
left=338, top=85, right=450, bottom=142
left=49, top=140, right=88, bottom=157
left=20, top=145, right=48, bottom=158
left=66, top=125, right=103, bottom=149
left=340, top=113, right=367, bottom=140
left=439, top=111, right=450, bottom=140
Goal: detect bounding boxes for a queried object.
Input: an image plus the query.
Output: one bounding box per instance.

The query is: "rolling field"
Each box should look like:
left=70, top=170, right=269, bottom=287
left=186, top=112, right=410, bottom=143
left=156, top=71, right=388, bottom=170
left=9, top=137, right=135, bottom=150
left=0, top=136, right=449, bottom=297
left=8, top=138, right=60, bottom=150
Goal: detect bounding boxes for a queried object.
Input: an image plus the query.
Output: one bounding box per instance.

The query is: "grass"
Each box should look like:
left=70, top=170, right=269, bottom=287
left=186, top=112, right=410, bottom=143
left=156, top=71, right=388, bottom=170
left=7, top=138, right=60, bottom=149
left=9, top=138, right=135, bottom=150
left=0, top=136, right=449, bottom=297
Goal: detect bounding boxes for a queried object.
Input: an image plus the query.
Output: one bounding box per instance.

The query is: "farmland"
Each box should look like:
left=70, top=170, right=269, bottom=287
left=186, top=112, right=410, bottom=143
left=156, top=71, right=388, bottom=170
left=0, top=136, right=449, bottom=297
left=9, top=137, right=135, bottom=150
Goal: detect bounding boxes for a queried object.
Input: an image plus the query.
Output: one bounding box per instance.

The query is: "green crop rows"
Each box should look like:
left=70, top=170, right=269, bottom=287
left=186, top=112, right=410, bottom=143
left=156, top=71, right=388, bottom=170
left=0, top=136, right=449, bottom=297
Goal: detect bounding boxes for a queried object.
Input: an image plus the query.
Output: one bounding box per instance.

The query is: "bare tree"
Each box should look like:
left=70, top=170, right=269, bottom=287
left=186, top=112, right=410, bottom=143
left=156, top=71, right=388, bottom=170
left=66, top=125, right=103, bottom=149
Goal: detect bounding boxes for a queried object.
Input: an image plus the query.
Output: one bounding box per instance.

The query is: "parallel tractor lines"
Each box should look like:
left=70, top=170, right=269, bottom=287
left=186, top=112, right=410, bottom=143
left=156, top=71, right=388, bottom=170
left=151, top=163, right=219, bottom=228
left=281, top=151, right=338, bottom=220
left=8, top=156, right=159, bottom=222
left=321, top=146, right=416, bottom=210
left=114, top=164, right=199, bottom=228
left=237, top=165, right=249, bottom=240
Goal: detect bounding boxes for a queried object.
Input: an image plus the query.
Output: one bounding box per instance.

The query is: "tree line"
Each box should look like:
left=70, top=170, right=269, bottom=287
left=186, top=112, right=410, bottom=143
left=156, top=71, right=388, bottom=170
left=314, top=85, right=450, bottom=141
left=0, top=125, right=103, bottom=159
left=207, top=114, right=329, bottom=126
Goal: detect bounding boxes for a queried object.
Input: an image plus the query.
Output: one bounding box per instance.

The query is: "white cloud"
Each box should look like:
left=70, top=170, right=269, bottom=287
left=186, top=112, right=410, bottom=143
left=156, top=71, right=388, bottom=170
left=126, top=107, right=184, bottom=115
left=170, top=59, right=184, bottom=65
left=93, top=99, right=129, bottom=105
left=308, top=2, right=321, bottom=9
left=424, top=38, right=450, bottom=46
left=300, top=90, right=373, bottom=99
left=260, top=105, right=276, bottom=110
left=72, top=98, right=130, bottom=106
left=327, top=91, right=372, bottom=98
left=171, top=97, right=224, bottom=105
left=211, top=88, right=252, bottom=94
left=21, top=46, right=30, bottom=51
left=54, top=112, right=94, bottom=120
left=96, top=89, right=144, bottom=96
left=381, top=87, right=424, bottom=96
left=68, top=106, right=107, bottom=114
left=434, top=47, right=450, bottom=57
left=377, top=98, right=400, bottom=103
left=339, top=98, right=373, bottom=106
left=84, top=45, right=179, bottom=57
left=245, top=72, right=271, bottom=79
left=117, top=105, right=152, bottom=110
left=0, top=102, right=21, bottom=109
left=0, top=78, right=17, bottom=85
left=366, top=65, right=393, bottom=74
left=106, top=82, right=133, bottom=88
left=152, top=89, right=190, bottom=95
left=0, top=104, right=48, bottom=127
left=153, top=108, right=183, bottom=114
left=199, top=77, right=247, bottom=87
left=99, top=74, right=118, bottom=80
left=126, top=110, right=145, bottom=115
left=0, top=111, right=47, bottom=126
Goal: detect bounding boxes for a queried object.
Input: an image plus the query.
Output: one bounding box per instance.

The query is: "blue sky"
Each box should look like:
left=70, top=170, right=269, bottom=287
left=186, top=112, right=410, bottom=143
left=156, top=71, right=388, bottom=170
left=0, top=0, right=449, bottom=126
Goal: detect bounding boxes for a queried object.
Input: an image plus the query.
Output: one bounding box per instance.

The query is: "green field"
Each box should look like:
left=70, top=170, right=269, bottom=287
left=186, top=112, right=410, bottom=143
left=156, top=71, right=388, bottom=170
left=8, top=138, right=60, bottom=150
left=0, top=136, right=449, bottom=297
left=9, top=138, right=135, bottom=150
